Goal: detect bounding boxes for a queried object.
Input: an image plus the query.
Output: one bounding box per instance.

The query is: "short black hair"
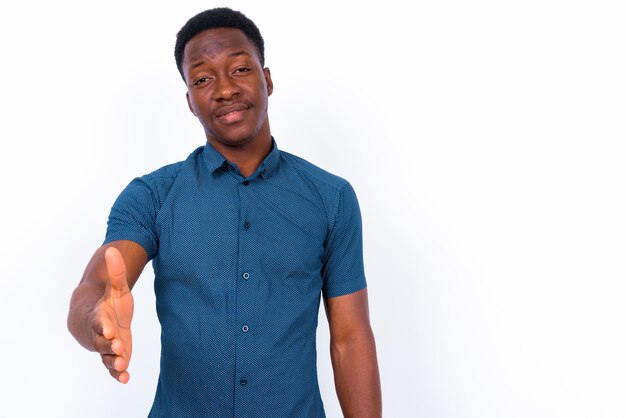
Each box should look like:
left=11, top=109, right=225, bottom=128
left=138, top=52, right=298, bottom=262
left=174, top=7, right=265, bottom=81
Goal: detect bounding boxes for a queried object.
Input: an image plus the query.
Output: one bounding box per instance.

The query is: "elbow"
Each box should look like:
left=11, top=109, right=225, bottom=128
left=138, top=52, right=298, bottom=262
left=330, top=326, right=377, bottom=361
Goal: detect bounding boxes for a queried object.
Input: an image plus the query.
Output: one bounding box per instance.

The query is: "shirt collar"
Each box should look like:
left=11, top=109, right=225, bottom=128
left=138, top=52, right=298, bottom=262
left=258, top=137, right=280, bottom=179
left=202, top=137, right=281, bottom=179
left=202, top=142, right=229, bottom=174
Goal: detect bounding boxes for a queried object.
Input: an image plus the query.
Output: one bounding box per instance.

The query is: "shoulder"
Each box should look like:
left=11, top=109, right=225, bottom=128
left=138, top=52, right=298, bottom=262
left=119, top=146, right=204, bottom=208
left=277, top=150, right=360, bottom=230
left=139, top=161, right=183, bottom=184
left=139, top=146, right=203, bottom=182
left=134, top=147, right=203, bottom=189
left=279, top=150, right=350, bottom=192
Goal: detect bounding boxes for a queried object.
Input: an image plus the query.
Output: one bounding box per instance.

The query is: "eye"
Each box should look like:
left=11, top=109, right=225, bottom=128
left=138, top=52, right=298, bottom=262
left=234, top=67, right=251, bottom=74
left=193, top=77, right=208, bottom=86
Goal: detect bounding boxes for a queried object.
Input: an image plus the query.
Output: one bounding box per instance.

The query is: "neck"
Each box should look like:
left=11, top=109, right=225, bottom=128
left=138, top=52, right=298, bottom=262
left=208, top=133, right=272, bottom=178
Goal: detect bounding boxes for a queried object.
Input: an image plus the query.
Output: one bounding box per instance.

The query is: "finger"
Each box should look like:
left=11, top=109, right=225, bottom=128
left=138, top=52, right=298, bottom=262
left=104, top=247, right=129, bottom=294
left=109, top=368, right=130, bottom=384
left=94, top=332, right=126, bottom=356
left=101, top=354, right=129, bottom=372
left=91, top=310, right=115, bottom=340
left=118, top=370, right=130, bottom=384
left=94, top=334, right=115, bottom=355
left=110, top=337, right=127, bottom=356
left=101, top=354, right=116, bottom=370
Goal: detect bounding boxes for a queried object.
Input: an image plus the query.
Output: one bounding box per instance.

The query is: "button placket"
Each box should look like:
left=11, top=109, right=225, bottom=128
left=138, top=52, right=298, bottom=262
left=235, top=171, right=254, bottom=406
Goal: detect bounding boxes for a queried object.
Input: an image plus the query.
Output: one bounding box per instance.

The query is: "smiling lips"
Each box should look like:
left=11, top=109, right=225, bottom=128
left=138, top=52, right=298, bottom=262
left=216, top=103, right=250, bottom=123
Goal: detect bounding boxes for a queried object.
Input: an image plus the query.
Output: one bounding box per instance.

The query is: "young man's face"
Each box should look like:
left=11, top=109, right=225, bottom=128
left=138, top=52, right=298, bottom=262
left=182, top=28, right=273, bottom=150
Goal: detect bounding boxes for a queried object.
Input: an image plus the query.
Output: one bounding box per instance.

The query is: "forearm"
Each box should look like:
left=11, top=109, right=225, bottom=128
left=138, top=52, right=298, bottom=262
left=331, top=327, right=382, bottom=418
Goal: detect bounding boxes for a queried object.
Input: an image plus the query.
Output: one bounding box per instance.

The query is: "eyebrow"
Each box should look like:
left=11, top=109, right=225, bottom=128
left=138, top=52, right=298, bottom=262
left=190, top=51, right=252, bottom=69
left=228, top=51, right=250, bottom=58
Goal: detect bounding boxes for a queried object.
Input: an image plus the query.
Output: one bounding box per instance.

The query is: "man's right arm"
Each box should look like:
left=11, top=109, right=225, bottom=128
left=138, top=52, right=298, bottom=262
left=67, top=240, right=148, bottom=383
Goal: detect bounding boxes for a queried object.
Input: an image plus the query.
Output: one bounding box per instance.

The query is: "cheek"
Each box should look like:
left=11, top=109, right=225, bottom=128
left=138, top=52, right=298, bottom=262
left=190, top=94, right=211, bottom=118
left=256, top=80, right=270, bottom=99
left=186, top=94, right=198, bottom=116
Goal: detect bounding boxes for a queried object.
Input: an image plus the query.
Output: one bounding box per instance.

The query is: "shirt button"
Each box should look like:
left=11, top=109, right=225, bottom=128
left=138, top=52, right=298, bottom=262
left=242, top=325, right=249, bottom=332
left=242, top=180, right=249, bottom=186
left=240, top=379, right=248, bottom=386
left=242, top=272, right=250, bottom=280
left=243, top=221, right=251, bottom=229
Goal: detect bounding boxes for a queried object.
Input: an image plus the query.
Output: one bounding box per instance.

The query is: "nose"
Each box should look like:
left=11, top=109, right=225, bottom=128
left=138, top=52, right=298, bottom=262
left=213, top=75, right=240, bottom=101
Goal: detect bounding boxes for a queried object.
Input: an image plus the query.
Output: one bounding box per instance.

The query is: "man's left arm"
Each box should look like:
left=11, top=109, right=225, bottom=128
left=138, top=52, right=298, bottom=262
left=325, top=288, right=382, bottom=418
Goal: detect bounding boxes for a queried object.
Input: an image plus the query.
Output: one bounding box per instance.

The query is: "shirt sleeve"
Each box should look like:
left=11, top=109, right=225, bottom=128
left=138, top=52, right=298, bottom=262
left=321, top=182, right=367, bottom=298
left=103, top=176, right=159, bottom=260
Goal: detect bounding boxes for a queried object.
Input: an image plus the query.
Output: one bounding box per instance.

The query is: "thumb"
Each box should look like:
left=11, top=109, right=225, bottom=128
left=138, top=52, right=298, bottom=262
left=104, top=246, right=129, bottom=295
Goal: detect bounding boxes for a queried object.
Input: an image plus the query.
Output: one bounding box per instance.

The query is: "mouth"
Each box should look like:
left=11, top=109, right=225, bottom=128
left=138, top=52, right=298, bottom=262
left=215, top=103, right=250, bottom=122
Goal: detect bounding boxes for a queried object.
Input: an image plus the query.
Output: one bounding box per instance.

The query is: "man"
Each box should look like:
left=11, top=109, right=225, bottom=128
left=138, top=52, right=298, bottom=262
left=68, top=7, right=381, bottom=418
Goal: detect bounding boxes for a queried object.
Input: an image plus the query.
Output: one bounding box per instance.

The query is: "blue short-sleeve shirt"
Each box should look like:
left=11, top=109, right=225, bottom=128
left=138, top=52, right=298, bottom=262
left=104, top=140, right=367, bottom=418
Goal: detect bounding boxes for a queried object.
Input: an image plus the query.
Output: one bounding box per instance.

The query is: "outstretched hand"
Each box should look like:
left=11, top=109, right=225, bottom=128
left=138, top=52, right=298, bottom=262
left=90, top=247, right=134, bottom=383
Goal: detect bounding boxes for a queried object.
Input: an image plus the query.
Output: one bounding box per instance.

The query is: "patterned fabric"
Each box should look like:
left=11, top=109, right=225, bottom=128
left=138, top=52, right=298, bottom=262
left=104, top=139, right=367, bottom=417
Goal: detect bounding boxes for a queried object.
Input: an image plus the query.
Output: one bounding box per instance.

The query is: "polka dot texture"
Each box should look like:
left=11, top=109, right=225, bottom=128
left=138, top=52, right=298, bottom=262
left=104, top=140, right=367, bottom=417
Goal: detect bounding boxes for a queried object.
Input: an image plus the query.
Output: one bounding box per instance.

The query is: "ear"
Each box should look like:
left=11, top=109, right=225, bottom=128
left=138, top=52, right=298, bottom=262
left=263, top=67, right=273, bottom=96
left=186, top=92, right=197, bottom=116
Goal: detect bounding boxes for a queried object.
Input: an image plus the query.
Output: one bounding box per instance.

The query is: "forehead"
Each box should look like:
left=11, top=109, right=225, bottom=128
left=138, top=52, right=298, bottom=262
left=183, top=27, right=258, bottom=66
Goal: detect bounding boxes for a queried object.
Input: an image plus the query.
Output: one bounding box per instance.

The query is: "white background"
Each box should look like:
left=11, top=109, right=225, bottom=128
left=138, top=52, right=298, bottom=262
left=1, top=1, right=625, bottom=417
